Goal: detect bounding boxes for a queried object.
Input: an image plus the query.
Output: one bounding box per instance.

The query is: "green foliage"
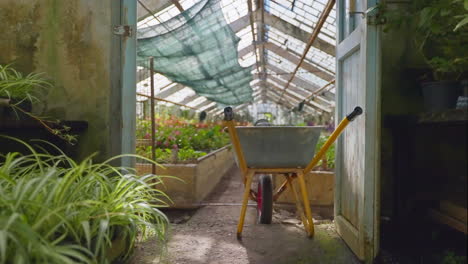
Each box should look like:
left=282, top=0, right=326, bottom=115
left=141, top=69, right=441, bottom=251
left=440, top=250, right=466, bottom=264
left=136, top=116, right=230, bottom=163
left=0, top=64, right=51, bottom=101
left=136, top=146, right=207, bottom=163
left=383, top=0, right=468, bottom=80
left=454, top=0, right=468, bottom=31
left=0, top=137, right=169, bottom=263
left=0, top=64, right=77, bottom=145
left=178, top=148, right=207, bottom=161
left=314, top=135, right=335, bottom=170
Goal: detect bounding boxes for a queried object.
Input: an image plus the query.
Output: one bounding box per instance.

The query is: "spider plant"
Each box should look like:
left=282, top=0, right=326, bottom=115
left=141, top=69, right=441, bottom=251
left=0, top=137, right=171, bottom=264
left=0, top=64, right=52, bottom=103
left=0, top=64, right=77, bottom=144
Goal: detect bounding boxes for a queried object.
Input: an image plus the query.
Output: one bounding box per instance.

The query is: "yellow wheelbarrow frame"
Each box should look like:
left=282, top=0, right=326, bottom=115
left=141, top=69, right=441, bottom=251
left=223, top=106, right=363, bottom=239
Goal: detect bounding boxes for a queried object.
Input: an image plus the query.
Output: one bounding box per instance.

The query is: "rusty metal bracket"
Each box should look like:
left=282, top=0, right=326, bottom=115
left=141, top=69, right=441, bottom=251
left=349, top=5, right=386, bottom=25
left=113, top=25, right=133, bottom=37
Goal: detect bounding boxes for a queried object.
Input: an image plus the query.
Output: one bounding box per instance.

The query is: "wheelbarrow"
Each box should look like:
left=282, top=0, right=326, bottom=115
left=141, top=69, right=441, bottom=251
left=223, top=106, right=363, bottom=239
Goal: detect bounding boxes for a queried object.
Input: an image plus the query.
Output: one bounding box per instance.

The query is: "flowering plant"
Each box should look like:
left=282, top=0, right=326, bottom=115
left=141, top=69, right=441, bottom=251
left=136, top=116, right=231, bottom=163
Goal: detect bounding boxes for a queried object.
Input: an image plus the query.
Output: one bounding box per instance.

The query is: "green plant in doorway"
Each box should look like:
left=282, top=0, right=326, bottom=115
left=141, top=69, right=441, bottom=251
left=314, top=134, right=335, bottom=170
left=383, top=0, right=468, bottom=81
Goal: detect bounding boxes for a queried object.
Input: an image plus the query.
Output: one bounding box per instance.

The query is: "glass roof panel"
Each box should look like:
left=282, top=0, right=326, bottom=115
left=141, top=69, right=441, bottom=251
left=164, top=87, right=195, bottom=102
left=266, top=0, right=336, bottom=44
left=137, top=0, right=337, bottom=113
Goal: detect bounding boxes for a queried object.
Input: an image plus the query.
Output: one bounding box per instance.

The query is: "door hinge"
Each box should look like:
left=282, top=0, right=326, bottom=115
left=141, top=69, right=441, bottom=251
left=366, top=5, right=387, bottom=26
left=349, top=5, right=387, bottom=26
left=113, top=25, right=133, bottom=37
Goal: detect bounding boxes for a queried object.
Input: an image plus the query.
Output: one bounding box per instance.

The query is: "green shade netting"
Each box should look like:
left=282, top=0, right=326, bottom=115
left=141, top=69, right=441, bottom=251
left=137, top=0, right=253, bottom=106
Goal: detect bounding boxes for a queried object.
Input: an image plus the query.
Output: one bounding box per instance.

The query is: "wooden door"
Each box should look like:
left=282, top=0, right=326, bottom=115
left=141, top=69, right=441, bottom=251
left=335, top=0, right=381, bottom=262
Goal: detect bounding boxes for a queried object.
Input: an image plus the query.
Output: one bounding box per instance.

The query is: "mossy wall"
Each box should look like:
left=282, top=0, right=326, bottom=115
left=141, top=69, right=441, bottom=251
left=0, top=0, right=118, bottom=160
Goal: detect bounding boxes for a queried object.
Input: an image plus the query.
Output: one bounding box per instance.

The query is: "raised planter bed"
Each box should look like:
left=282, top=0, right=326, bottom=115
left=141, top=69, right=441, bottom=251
left=136, top=145, right=234, bottom=208
left=274, top=171, right=334, bottom=206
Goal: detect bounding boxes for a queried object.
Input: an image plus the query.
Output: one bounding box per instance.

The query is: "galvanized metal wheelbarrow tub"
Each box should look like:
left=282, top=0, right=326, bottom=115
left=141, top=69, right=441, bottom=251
left=223, top=106, right=363, bottom=239
left=236, top=126, right=323, bottom=168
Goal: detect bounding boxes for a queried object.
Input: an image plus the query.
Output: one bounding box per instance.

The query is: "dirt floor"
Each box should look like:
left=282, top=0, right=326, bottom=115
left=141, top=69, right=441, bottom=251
left=131, top=166, right=360, bottom=264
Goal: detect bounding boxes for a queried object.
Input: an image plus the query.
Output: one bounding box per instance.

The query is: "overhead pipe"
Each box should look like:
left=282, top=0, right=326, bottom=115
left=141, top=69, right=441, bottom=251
left=303, top=79, right=335, bottom=102
left=137, top=93, right=198, bottom=110
left=248, top=0, right=262, bottom=75
left=278, top=0, right=336, bottom=102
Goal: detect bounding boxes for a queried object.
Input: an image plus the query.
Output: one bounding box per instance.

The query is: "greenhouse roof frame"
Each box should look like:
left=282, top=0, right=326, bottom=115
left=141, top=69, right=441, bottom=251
left=136, top=0, right=336, bottom=115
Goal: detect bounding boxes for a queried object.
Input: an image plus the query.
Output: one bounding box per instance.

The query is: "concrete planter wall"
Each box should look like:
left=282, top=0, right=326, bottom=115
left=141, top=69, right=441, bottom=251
left=136, top=146, right=234, bottom=208
left=274, top=171, right=334, bottom=206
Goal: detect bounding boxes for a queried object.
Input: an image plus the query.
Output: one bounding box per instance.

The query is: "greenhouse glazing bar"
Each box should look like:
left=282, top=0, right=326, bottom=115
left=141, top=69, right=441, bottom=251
left=279, top=0, right=336, bottom=100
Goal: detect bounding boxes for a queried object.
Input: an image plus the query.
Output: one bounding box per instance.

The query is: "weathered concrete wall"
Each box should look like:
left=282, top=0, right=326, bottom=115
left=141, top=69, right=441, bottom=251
left=0, top=0, right=117, bottom=160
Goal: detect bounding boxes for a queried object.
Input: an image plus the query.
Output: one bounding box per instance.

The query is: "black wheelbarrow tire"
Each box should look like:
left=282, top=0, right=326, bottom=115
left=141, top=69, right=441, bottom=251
left=257, top=174, right=273, bottom=224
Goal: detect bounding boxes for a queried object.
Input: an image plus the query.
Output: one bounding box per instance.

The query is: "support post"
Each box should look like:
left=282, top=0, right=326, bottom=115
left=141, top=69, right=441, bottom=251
left=150, top=57, right=156, bottom=174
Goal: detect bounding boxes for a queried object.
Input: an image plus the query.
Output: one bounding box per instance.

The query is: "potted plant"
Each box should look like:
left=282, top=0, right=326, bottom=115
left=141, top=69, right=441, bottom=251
left=385, top=0, right=468, bottom=111
left=0, top=64, right=51, bottom=119
left=0, top=64, right=79, bottom=144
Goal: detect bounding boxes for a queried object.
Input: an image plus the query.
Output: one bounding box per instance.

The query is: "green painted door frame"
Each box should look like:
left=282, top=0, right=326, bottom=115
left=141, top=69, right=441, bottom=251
left=121, top=0, right=137, bottom=167
left=110, top=0, right=137, bottom=167
left=335, top=0, right=381, bottom=262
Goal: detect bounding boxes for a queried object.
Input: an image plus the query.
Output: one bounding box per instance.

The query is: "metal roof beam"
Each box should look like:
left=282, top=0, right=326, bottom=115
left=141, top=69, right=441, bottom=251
left=265, top=64, right=334, bottom=102
left=179, top=93, right=203, bottom=105
left=257, top=0, right=267, bottom=103
left=228, top=9, right=335, bottom=57
left=278, top=0, right=335, bottom=100
left=267, top=74, right=334, bottom=106
left=195, top=100, right=215, bottom=111
left=253, top=83, right=305, bottom=110
left=264, top=42, right=334, bottom=81
left=258, top=11, right=335, bottom=56
left=262, top=80, right=331, bottom=113
left=239, top=43, right=334, bottom=82
left=266, top=64, right=320, bottom=91
left=157, top=83, right=185, bottom=98
left=137, top=0, right=173, bottom=21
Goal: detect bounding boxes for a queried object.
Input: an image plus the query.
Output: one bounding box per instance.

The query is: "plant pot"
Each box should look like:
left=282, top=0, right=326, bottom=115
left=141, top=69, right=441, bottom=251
left=421, top=81, right=461, bottom=112
left=0, top=97, right=32, bottom=120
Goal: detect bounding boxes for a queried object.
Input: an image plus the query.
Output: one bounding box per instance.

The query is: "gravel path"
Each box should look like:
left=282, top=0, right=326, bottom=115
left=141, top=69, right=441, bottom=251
left=131, top=166, right=360, bottom=264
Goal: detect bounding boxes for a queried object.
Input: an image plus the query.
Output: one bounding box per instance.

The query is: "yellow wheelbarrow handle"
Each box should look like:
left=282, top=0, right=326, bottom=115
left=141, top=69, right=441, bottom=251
left=303, top=106, right=363, bottom=175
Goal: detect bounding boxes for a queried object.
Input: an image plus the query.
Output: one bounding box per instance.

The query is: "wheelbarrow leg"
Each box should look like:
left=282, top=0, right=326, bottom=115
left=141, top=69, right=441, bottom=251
left=237, top=170, right=255, bottom=239
left=285, top=175, right=309, bottom=233
left=297, top=171, right=314, bottom=237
